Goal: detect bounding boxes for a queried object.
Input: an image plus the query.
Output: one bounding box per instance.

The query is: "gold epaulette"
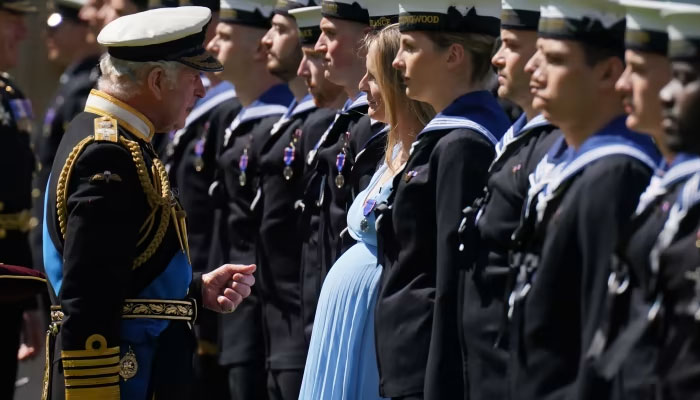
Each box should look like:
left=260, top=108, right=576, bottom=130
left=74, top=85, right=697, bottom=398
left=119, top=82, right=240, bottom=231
left=56, top=131, right=174, bottom=269
left=93, top=116, right=119, bottom=142
left=60, top=335, right=120, bottom=400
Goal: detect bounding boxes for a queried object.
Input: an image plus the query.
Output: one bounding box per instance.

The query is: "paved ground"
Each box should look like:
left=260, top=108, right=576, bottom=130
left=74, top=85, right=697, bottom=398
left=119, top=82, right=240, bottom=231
left=15, top=350, right=43, bottom=399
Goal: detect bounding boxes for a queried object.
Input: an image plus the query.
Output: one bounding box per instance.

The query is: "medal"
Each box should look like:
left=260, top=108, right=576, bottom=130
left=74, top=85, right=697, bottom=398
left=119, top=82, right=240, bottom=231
left=360, top=199, right=377, bottom=232
left=239, top=148, right=249, bottom=186
left=283, top=146, right=295, bottom=181
left=194, top=137, right=205, bottom=172
left=119, top=346, right=138, bottom=381
left=335, top=151, right=346, bottom=189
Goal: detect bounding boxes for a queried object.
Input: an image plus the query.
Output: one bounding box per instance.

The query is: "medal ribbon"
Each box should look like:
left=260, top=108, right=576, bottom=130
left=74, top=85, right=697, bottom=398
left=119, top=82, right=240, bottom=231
left=336, top=152, right=346, bottom=173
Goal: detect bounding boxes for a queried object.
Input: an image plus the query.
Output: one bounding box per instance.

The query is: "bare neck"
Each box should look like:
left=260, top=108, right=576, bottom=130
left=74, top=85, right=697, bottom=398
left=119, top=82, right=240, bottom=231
left=230, top=68, right=284, bottom=107
left=559, top=98, right=625, bottom=149
left=288, top=76, right=308, bottom=102
left=431, top=80, right=480, bottom=114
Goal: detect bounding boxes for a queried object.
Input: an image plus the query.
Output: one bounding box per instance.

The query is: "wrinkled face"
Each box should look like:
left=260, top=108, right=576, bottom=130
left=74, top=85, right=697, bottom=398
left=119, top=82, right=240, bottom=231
left=262, top=13, right=302, bottom=81
left=660, top=60, right=700, bottom=154
left=46, top=20, right=89, bottom=66
left=157, top=66, right=205, bottom=132
left=0, top=10, right=27, bottom=71
left=393, top=31, right=443, bottom=106
left=297, top=46, right=344, bottom=108
left=525, top=38, right=597, bottom=127
left=492, top=28, right=538, bottom=107
left=314, top=16, right=365, bottom=88
left=79, top=0, right=105, bottom=37
left=359, top=42, right=385, bottom=122
left=615, top=50, right=671, bottom=136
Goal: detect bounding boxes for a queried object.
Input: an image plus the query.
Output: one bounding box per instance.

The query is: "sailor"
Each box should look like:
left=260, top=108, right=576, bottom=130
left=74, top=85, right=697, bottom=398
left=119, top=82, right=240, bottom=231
left=506, top=1, right=660, bottom=398
left=32, top=0, right=103, bottom=275
left=300, top=0, right=387, bottom=341
left=206, top=1, right=293, bottom=398
left=586, top=2, right=698, bottom=398
left=627, top=2, right=700, bottom=396
left=42, top=7, right=256, bottom=399
left=373, top=0, right=510, bottom=398
left=291, top=4, right=347, bottom=342
left=457, top=1, right=561, bottom=399
left=257, top=1, right=344, bottom=397
left=0, top=1, right=42, bottom=398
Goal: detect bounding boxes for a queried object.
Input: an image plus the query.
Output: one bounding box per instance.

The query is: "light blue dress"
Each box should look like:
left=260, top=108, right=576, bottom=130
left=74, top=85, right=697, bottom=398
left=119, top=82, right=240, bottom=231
left=299, top=163, right=392, bottom=400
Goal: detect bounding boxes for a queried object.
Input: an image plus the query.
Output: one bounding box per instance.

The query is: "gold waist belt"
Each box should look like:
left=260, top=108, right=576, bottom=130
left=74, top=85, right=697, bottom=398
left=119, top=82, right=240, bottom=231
left=50, top=298, right=197, bottom=324
left=0, top=209, right=32, bottom=235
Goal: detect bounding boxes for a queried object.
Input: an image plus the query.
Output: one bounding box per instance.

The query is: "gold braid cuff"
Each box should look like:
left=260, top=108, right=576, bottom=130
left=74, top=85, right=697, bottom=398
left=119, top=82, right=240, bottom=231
left=56, top=136, right=172, bottom=270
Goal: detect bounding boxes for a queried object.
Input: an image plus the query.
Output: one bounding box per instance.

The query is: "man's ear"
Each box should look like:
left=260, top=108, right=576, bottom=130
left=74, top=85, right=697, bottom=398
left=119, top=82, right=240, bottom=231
left=147, top=67, right=165, bottom=100
left=597, top=56, right=625, bottom=91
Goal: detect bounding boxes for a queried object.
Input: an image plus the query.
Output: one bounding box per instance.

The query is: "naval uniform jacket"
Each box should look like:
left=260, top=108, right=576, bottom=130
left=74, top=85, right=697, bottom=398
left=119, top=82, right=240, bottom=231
left=43, top=89, right=205, bottom=400
left=374, top=91, right=510, bottom=398
left=460, top=114, right=560, bottom=400
left=301, top=93, right=386, bottom=341
left=508, top=116, right=659, bottom=400
left=32, top=56, right=100, bottom=273
left=209, top=83, right=293, bottom=367
left=586, top=155, right=700, bottom=399
left=165, top=81, right=240, bottom=351
left=257, top=94, right=328, bottom=369
left=0, top=72, right=34, bottom=271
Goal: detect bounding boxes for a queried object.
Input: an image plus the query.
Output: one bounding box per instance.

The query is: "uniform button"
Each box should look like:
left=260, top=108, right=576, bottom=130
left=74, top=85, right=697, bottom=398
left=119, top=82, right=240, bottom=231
left=0, top=229, right=6, bottom=239
left=29, top=217, right=39, bottom=229
left=0, top=202, right=4, bottom=211
left=32, top=188, right=41, bottom=198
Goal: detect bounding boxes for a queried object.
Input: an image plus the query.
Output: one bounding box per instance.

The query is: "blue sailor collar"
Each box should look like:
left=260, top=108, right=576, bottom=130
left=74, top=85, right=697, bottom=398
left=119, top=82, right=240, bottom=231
left=494, top=113, right=550, bottom=163
left=84, top=89, right=155, bottom=142
left=270, top=94, right=317, bottom=136
left=635, top=153, right=700, bottom=215
left=225, top=84, right=293, bottom=145
left=355, top=124, right=390, bottom=162
left=172, top=81, right=238, bottom=146
left=417, top=91, right=509, bottom=145
left=342, top=92, right=368, bottom=113
left=544, top=116, right=659, bottom=196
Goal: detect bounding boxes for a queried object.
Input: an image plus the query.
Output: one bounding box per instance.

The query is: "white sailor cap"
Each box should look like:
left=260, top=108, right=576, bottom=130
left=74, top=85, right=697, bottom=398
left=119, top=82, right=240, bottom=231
left=321, top=0, right=369, bottom=25
left=538, top=0, right=627, bottom=51
left=398, top=0, right=501, bottom=36
left=288, top=5, right=322, bottom=44
left=365, top=0, right=398, bottom=30
left=274, top=0, right=316, bottom=15
left=618, top=0, right=668, bottom=55
left=97, top=6, right=223, bottom=72
left=47, top=0, right=85, bottom=28
left=220, top=0, right=275, bottom=28
left=501, top=0, right=540, bottom=30
left=663, top=1, right=700, bottom=60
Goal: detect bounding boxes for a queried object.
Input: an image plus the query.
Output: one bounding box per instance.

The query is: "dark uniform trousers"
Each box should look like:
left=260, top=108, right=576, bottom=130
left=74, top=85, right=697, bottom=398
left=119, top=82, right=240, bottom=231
left=0, top=71, right=36, bottom=400
left=42, top=89, right=206, bottom=400
left=375, top=91, right=510, bottom=400
left=459, top=114, right=560, bottom=400
left=300, top=94, right=387, bottom=344
left=209, top=83, right=293, bottom=400
left=507, top=117, right=658, bottom=400
left=164, top=81, right=241, bottom=400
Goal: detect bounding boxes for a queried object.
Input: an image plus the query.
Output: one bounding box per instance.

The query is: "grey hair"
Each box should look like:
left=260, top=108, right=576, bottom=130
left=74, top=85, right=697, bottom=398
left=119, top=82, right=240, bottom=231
left=97, top=53, right=183, bottom=100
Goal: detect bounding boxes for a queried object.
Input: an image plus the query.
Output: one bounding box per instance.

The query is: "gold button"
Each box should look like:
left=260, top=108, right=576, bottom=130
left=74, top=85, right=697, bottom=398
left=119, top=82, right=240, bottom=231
left=0, top=202, right=4, bottom=211
left=32, top=188, right=40, bottom=198
left=0, top=229, right=6, bottom=239
left=29, top=217, right=39, bottom=229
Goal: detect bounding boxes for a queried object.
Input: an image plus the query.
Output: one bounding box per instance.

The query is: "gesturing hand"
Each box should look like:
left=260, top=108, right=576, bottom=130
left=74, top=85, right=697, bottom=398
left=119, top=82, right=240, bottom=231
left=202, top=264, right=256, bottom=313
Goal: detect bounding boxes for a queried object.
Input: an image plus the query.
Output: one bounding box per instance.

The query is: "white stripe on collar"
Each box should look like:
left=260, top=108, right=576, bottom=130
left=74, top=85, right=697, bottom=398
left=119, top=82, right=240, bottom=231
left=173, top=89, right=237, bottom=146
left=225, top=104, right=288, bottom=146
left=84, top=90, right=155, bottom=142
left=421, top=116, right=498, bottom=145
left=270, top=97, right=317, bottom=136
left=346, top=93, right=368, bottom=111
left=494, top=114, right=550, bottom=162
left=635, top=158, right=700, bottom=215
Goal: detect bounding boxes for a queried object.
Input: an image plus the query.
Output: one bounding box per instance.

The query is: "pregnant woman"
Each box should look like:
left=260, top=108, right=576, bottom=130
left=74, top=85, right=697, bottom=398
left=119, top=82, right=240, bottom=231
left=299, top=24, right=434, bottom=400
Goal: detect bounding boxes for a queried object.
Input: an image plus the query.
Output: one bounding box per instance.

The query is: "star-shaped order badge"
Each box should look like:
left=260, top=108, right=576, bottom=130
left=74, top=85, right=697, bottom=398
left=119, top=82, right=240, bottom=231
left=0, top=104, right=10, bottom=126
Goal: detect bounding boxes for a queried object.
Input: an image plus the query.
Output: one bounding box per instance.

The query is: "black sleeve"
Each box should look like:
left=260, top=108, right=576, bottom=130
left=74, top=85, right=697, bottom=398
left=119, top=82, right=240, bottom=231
left=573, top=157, right=651, bottom=399
left=425, top=131, right=495, bottom=398
left=58, top=140, right=141, bottom=398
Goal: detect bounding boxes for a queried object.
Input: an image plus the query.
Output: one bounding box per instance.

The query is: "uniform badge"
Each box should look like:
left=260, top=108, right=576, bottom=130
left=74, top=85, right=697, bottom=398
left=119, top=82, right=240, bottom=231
left=0, top=104, right=10, bottom=127
left=119, top=346, right=138, bottom=381
left=93, top=116, right=118, bottom=142
left=404, top=170, right=418, bottom=183
left=8, top=99, right=33, bottom=132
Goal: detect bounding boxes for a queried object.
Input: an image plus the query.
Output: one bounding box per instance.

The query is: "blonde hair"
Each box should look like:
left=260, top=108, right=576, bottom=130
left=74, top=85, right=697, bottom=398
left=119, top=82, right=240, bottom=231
left=425, top=31, right=498, bottom=88
left=363, top=24, right=435, bottom=171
